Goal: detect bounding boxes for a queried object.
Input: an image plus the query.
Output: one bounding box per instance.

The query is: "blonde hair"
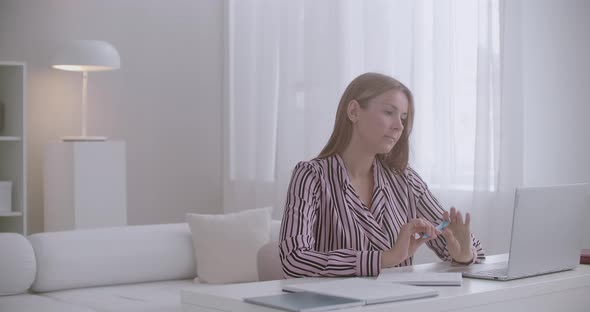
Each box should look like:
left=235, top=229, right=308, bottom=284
left=317, top=72, right=415, bottom=173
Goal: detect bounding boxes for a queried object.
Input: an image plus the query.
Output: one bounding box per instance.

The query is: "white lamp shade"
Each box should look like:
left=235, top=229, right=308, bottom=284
left=52, top=40, right=121, bottom=72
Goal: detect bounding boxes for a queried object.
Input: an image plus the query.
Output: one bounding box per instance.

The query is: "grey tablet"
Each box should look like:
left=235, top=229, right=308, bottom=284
left=244, top=291, right=364, bottom=312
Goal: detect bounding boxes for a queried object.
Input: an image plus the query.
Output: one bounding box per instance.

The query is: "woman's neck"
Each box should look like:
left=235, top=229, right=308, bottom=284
left=340, top=143, right=374, bottom=180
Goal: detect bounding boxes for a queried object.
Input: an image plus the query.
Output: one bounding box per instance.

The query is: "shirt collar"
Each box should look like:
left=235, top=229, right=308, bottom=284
left=333, top=153, right=388, bottom=191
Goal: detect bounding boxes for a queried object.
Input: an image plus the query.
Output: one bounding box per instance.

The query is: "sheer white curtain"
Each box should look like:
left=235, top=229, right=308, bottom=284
left=224, top=0, right=521, bottom=256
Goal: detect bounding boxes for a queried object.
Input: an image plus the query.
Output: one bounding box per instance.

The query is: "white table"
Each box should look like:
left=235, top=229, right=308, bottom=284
left=181, top=254, right=590, bottom=312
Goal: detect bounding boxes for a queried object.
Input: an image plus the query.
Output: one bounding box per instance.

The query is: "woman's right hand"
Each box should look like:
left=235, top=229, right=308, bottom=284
left=381, top=218, right=440, bottom=268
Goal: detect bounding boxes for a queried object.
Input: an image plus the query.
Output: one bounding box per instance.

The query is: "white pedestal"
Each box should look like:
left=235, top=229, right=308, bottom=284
left=43, top=141, right=127, bottom=232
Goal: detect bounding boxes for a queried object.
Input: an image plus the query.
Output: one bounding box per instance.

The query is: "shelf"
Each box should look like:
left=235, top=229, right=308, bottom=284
left=0, top=211, right=22, bottom=217
left=0, top=62, right=26, bottom=234
left=0, top=136, right=22, bottom=142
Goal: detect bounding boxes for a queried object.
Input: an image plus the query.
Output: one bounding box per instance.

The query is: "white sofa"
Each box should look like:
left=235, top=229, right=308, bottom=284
left=0, top=221, right=282, bottom=312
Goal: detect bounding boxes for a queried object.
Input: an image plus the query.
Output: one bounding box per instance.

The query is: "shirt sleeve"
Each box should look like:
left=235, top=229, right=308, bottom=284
left=406, top=168, right=485, bottom=264
left=279, top=162, right=382, bottom=278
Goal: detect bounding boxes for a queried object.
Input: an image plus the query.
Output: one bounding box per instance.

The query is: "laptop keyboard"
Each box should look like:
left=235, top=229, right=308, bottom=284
left=474, top=268, right=508, bottom=277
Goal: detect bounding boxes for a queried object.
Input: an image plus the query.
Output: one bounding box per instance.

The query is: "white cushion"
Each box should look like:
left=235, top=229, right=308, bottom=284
left=29, top=223, right=196, bottom=292
left=0, top=233, right=36, bottom=296
left=186, top=208, right=271, bottom=284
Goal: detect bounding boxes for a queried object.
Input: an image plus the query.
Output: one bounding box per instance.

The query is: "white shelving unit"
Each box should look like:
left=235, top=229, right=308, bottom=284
left=0, top=212, right=23, bottom=217
left=0, top=62, right=27, bottom=235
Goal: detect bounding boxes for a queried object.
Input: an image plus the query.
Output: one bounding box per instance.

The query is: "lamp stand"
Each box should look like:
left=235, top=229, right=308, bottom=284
left=62, top=71, right=106, bottom=142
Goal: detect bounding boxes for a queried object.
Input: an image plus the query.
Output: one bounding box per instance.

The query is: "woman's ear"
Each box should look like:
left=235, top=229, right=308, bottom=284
left=347, top=100, right=360, bottom=123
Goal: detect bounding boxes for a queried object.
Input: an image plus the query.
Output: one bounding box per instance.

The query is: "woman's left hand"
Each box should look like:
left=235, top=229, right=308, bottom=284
left=441, top=207, right=474, bottom=264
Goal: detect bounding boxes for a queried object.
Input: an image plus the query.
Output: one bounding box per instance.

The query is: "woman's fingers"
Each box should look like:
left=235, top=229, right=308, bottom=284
left=405, top=218, right=448, bottom=241
left=450, top=207, right=457, bottom=224
left=411, top=234, right=434, bottom=252
left=423, top=219, right=435, bottom=238
left=449, top=207, right=469, bottom=225
left=409, top=219, right=427, bottom=236
left=456, top=211, right=463, bottom=224
left=419, top=219, right=433, bottom=238
left=412, top=218, right=440, bottom=239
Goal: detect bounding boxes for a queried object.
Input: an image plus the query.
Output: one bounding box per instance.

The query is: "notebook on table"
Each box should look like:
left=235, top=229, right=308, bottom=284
left=282, top=278, right=438, bottom=305
left=244, top=292, right=364, bottom=312
left=377, top=272, right=463, bottom=286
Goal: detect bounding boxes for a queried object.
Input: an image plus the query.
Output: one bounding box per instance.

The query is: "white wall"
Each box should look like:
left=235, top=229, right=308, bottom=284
left=518, top=0, right=590, bottom=246
left=1, top=0, right=589, bottom=246
left=0, top=0, right=225, bottom=234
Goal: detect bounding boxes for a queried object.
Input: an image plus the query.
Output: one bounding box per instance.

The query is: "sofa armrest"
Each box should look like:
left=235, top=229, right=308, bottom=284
left=0, top=233, right=36, bottom=296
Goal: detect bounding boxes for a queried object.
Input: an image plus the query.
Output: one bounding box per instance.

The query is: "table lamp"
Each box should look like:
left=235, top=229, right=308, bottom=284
left=52, top=40, right=121, bottom=141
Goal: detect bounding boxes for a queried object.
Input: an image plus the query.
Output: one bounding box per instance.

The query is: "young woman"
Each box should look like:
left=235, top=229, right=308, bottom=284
left=279, top=73, right=484, bottom=278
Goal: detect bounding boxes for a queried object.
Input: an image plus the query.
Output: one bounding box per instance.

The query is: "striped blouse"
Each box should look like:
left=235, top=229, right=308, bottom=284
left=279, top=154, right=485, bottom=278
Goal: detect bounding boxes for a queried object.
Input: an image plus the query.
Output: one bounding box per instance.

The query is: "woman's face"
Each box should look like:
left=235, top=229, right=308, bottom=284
left=354, top=89, right=408, bottom=154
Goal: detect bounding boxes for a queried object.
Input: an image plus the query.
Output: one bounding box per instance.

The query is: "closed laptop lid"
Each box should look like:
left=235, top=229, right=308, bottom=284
left=507, top=183, right=589, bottom=277
left=282, top=278, right=438, bottom=305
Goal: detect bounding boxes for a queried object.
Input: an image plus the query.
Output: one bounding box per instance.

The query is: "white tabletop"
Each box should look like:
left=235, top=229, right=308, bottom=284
left=181, top=254, right=590, bottom=312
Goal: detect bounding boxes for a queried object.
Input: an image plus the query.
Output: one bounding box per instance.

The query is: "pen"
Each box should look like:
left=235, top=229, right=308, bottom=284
left=421, top=220, right=449, bottom=238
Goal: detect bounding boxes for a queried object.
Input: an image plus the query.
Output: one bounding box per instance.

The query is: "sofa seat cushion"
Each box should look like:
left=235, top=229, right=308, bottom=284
left=0, top=293, right=95, bottom=312
left=39, top=279, right=207, bottom=312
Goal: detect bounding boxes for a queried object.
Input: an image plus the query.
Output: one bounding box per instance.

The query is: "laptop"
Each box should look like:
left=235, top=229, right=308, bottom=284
left=461, top=183, right=589, bottom=281
left=282, top=278, right=438, bottom=305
